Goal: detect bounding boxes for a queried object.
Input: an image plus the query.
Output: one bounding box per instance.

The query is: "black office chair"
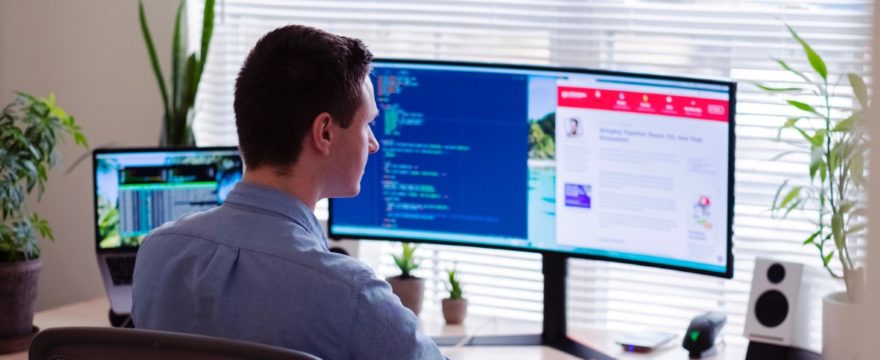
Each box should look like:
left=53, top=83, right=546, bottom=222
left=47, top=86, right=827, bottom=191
left=29, top=327, right=321, bottom=360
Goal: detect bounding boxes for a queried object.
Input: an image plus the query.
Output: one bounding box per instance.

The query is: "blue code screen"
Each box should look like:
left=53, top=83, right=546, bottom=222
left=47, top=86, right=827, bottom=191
left=331, top=66, right=529, bottom=241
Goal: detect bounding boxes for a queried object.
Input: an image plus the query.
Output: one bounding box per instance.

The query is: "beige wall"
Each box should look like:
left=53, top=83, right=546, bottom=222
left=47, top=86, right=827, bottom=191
left=863, top=3, right=880, bottom=354
left=0, top=0, right=177, bottom=310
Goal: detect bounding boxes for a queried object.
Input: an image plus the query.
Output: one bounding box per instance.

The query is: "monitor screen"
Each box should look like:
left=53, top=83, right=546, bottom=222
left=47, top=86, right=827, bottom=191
left=330, top=60, right=735, bottom=278
left=93, top=147, right=243, bottom=250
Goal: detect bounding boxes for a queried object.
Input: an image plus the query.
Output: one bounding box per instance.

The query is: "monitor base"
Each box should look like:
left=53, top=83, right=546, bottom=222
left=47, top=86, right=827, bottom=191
left=433, top=334, right=613, bottom=359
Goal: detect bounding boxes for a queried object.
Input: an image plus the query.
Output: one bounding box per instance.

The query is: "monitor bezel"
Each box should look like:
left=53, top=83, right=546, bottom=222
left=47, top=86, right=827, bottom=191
left=92, top=146, right=240, bottom=253
left=329, top=58, right=736, bottom=279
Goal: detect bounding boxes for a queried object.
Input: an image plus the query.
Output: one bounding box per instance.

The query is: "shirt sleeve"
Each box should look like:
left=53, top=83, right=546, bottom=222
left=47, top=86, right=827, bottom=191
left=348, top=271, right=445, bottom=360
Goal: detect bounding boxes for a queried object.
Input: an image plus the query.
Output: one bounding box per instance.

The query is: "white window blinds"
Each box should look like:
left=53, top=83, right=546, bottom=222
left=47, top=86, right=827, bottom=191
left=189, top=0, right=873, bottom=349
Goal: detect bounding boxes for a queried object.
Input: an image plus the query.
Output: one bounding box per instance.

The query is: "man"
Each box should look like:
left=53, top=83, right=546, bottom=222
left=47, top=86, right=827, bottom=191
left=132, top=25, right=445, bottom=360
left=567, top=117, right=580, bottom=137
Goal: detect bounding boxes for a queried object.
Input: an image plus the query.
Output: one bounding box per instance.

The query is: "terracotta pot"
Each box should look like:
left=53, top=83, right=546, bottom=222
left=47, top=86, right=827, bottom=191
left=386, top=276, right=424, bottom=316
left=442, top=298, right=468, bottom=325
left=0, top=258, right=41, bottom=353
left=823, top=291, right=861, bottom=360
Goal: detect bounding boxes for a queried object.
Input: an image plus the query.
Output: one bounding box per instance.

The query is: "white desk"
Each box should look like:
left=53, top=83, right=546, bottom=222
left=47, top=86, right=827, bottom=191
left=2, top=297, right=746, bottom=359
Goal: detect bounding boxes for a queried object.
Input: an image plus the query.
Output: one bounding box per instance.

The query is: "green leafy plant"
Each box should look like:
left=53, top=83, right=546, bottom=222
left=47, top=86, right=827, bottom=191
left=0, top=92, right=88, bottom=262
left=761, top=24, right=868, bottom=300
left=139, top=0, right=215, bottom=146
left=445, top=265, right=464, bottom=300
left=392, top=242, right=419, bottom=278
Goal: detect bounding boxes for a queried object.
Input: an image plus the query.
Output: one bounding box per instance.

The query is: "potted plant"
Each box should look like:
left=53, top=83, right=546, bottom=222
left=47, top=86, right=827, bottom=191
left=138, top=0, right=215, bottom=146
left=386, top=242, right=424, bottom=316
left=442, top=265, right=467, bottom=325
left=0, top=92, right=88, bottom=353
left=760, top=24, right=867, bottom=359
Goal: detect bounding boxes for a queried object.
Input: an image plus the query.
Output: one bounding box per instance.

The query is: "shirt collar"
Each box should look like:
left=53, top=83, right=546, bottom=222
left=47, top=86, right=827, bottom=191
left=223, top=181, right=328, bottom=251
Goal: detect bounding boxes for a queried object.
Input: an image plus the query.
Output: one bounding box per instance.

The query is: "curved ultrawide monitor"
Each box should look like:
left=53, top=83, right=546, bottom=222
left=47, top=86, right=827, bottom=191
left=330, top=59, right=735, bottom=278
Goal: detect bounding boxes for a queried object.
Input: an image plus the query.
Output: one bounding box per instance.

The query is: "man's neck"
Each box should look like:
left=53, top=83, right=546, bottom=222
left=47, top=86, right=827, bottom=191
left=243, top=166, right=321, bottom=211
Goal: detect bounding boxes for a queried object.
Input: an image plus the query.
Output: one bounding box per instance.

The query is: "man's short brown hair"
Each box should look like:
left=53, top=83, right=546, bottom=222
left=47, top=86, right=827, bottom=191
left=234, top=25, right=373, bottom=169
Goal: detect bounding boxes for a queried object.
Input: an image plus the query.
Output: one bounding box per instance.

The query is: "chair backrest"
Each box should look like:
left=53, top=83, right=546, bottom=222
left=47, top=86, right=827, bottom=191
left=29, top=327, right=321, bottom=360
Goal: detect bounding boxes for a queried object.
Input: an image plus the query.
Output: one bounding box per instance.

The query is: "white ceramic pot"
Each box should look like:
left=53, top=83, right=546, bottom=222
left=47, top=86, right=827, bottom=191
left=823, top=291, right=861, bottom=360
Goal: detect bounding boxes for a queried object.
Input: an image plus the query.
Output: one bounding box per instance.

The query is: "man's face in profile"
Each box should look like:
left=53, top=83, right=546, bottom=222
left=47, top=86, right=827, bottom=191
left=329, top=76, right=380, bottom=198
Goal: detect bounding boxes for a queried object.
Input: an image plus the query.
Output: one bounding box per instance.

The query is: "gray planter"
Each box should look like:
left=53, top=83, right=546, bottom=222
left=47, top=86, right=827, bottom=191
left=386, top=276, right=424, bottom=316
left=442, top=298, right=468, bottom=325
left=0, top=258, right=41, bottom=353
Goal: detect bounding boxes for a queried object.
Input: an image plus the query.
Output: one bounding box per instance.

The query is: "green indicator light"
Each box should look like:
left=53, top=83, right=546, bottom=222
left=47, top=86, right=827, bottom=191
left=689, top=331, right=700, bottom=342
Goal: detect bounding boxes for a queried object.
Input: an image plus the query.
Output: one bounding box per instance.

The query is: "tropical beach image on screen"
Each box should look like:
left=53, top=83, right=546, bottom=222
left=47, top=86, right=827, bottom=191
left=527, top=76, right=558, bottom=243
left=529, top=112, right=556, bottom=160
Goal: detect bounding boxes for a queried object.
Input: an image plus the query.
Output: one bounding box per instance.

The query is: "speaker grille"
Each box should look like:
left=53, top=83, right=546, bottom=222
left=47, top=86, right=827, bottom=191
left=755, top=290, right=788, bottom=328
left=767, top=263, right=785, bottom=284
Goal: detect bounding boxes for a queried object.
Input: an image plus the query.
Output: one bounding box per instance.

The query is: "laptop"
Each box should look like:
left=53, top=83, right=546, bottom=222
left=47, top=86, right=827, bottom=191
left=93, top=147, right=243, bottom=314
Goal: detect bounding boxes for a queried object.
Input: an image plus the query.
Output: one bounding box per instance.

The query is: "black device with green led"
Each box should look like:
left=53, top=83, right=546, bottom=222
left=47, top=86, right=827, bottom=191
left=614, top=332, right=677, bottom=353
left=682, top=311, right=727, bottom=358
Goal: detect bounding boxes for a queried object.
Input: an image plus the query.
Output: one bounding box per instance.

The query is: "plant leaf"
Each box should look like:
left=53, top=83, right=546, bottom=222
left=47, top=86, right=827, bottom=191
left=771, top=179, right=789, bottom=211
left=783, top=198, right=801, bottom=218
left=757, top=84, right=802, bottom=92
left=839, top=201, right=855, bottom=215
left=852, top=207, right=869, bottom=218
left=774, top=58, right=813, bottom=86
left=138, top=0, right=171, bottom=118
left=846, top=223, right=867, bottom=235
left=171, top=0, right=187, bottom=112
left=803, top=230, right=821, bottom=245
left=73, top=132, right=88, bottom=148
left=197, top=0, right=216, bottom=84
left=809, top=159, right=825, bottom=182
left=794, top=125, right=813, bottom=144
left=851, top=152, right=866, bottom=188
left=787, top=24, right=827, bottom=80
left=184, top=54, right=199, bottom=107
left=828, top=141, right=840, bottom=172
left=823, top=251, right=834, bottom=267
left=779, top=186, right=801, bottom=210
left=777, top=117, right=802, bottom=140
left=787, top=99, right=823, bottom=118
left=848, top=73, right=868, bottom=110
left=832, top=113, right=859, bottom=132
left=810, top=129, right=826, bottom=148
left=831, top=212, right=843, bottom=248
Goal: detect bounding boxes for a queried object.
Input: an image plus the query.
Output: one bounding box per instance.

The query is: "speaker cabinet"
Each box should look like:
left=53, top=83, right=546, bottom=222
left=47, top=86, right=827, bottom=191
left=744, top=258, right=812, bottom=352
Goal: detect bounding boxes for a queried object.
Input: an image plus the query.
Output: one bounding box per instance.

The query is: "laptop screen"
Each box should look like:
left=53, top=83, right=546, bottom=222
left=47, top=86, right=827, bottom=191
left=93, top=147, right=243, bottom=251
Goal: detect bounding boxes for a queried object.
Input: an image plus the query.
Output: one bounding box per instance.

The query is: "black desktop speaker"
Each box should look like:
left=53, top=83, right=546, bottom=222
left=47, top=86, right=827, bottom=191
left=743, top=258, right=818, bottom=359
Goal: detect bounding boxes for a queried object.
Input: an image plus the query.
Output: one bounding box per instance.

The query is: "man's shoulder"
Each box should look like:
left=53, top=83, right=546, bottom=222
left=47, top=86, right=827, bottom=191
left=145, top=207, right=224, bottom=239
left=304, top=251, right=377, bottom=290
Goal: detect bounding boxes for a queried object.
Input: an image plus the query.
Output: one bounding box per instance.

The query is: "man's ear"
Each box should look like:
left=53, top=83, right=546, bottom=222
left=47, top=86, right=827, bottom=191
left=310, top=112, right=333, bottom=155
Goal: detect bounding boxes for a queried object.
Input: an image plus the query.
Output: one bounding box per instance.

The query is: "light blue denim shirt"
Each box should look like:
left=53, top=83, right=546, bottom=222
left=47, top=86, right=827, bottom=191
left=132, top=182, right=444, bottom=360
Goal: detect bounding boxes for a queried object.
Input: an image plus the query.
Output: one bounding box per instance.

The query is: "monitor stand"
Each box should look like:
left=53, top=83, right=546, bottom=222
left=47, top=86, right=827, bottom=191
left=432, top=252, right=613, bottom=359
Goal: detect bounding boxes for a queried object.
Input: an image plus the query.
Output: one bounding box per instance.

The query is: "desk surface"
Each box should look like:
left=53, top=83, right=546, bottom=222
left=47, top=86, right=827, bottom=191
left=3, top=297, right=746, bottom=359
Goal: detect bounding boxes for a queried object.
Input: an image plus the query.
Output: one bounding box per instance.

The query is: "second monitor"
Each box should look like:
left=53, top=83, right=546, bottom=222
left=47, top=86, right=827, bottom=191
left=331, top=59, right=735, bottom=278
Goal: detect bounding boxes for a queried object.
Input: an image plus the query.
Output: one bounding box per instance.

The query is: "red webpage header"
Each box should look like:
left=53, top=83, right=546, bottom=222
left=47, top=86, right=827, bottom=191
left=557, top=86, right=730, bottom=122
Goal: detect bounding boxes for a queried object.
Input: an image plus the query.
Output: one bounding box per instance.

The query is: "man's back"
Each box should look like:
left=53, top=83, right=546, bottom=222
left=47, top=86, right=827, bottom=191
left=132, top=182, right=444, bottom=360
